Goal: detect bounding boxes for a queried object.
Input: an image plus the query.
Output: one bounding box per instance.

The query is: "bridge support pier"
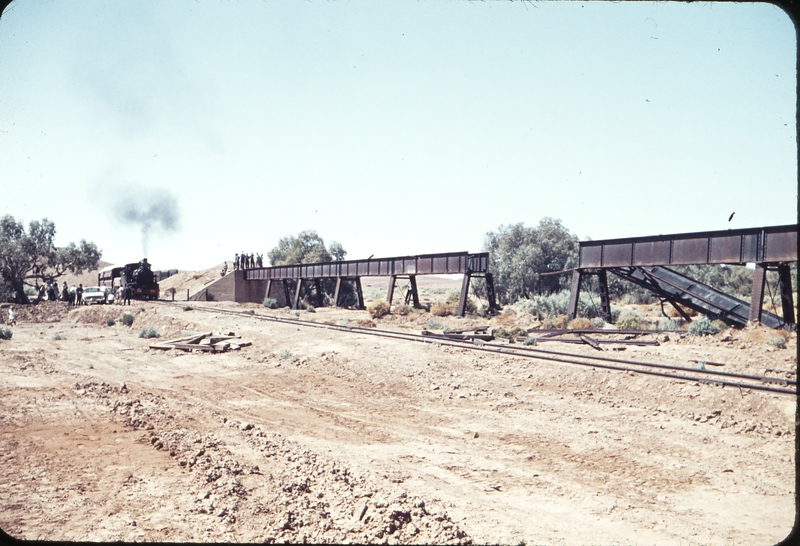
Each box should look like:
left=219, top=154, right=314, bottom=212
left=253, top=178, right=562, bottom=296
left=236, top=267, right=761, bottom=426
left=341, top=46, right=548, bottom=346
left=777, top=264, right=796, bottom=325
left=567, top=270, right=611, bottom=323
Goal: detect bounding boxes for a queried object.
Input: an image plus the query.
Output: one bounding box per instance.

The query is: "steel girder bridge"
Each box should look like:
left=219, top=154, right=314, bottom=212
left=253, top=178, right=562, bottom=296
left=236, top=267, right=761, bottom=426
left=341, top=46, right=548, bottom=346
left=566, top=224, right=797, bottom=329
left=244, top=251, right=499, bottom=316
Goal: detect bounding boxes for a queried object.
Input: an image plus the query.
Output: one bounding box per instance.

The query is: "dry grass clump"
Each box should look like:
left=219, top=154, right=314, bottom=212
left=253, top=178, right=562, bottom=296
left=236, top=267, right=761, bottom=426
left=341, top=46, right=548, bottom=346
left=430, top=302, right=452, bottom=317
left=740, top=324, right=791, bottom=344
left=545, top=314, right=569, bottom=329
left=496, top=309, right=518, bottom=326
left=445, top=292, right=477, bottom=314
left=367, top=299, right=390, bottom=319
left=393, top=304, right=413, bottom=316
left=666, top=304, right=697, bottom=318
left=356, top=319, right=376, bottom=328
left=567, top=317, right=593, bottom=330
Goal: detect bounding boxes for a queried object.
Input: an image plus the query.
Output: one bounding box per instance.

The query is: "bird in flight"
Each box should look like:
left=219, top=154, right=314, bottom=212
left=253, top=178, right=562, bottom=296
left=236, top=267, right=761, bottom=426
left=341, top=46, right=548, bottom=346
left=728, top=212, right=735, bottom=222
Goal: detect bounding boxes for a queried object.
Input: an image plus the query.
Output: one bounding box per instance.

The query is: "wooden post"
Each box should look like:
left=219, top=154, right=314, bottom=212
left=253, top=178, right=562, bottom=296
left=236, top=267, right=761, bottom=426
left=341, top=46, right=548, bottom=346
left=456, top=274, right=471, bottom=317
left=292, top=280, right=303, bottom=310
left=408, top=275, right=421, bottom=309
left=777, top=264, right=796, bottom=325
left=333, top=278, right=342, bottom=307
left=749, top=263, right=767, bottom=323
left=314, top=279, right=324, bottom=307
left=485, top=272, right=498, bottom=310
left=597, top=270, right=612, bottom=323
left=354, top=277, right=365, bottom=310
left=282, top=280, right=291, bottom=308
left=386, top=275, right=397, bottom=306
left=567, top=270, right=582, bottom=320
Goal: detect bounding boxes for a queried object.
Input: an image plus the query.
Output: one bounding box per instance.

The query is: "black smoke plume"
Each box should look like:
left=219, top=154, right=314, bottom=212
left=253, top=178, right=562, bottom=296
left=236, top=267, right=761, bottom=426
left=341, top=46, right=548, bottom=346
left=114, top=188, right=180, bottom=258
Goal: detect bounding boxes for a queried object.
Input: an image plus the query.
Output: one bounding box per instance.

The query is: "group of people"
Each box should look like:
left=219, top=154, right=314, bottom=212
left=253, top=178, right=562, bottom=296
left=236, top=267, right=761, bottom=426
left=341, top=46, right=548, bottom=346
left=234, top=252, right=263, bottom=270
left=43, top=281, right=85, bottom=306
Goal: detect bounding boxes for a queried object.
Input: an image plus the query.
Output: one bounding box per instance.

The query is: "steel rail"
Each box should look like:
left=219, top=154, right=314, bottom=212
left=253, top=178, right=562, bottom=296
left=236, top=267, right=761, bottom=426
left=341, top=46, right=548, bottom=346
left=158, top=302, right=796, bottom=396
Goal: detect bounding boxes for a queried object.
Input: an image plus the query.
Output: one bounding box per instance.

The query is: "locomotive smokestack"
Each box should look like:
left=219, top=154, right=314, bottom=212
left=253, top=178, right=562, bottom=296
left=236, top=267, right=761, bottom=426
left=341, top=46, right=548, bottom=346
left=114, top=188, right=181, bottom=257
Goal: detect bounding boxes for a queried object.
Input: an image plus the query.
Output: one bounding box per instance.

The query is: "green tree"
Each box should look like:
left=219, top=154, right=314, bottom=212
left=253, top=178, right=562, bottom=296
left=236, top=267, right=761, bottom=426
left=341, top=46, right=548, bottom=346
left=268, top=230, right=332, bottom=266
left=476, top=218, right=579, bottom=305
left=0, top=215, right=101, bottom=304
left=267, top=231, right=356, bottom=306
left=328, top=241, right=347, bottom=261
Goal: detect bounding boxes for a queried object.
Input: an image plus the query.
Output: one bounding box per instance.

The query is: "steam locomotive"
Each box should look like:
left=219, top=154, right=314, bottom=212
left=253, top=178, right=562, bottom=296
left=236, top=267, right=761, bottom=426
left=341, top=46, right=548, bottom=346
left=98, top=258, right=160, bottom=300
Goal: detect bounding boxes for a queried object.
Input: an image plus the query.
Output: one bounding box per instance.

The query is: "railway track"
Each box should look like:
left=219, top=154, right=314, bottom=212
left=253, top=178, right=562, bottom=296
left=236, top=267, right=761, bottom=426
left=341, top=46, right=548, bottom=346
left=158, top=302, right=797, bottom=396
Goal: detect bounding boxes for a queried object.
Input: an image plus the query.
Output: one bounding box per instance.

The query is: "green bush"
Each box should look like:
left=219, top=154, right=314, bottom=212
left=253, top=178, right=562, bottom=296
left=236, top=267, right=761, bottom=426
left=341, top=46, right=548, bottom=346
left=522, top=336, right=537, bottom=346
left=653, top=317, right=677, bottom=330
left=306, top=305, right=315, bottom=313
left=494, top=326, right=527, bottom=340
left=394, top=304, right=413, bottom=316
left=516, top=291, right=605, bottom=320
left=591, top=317, right=608, bottom=329
left=263, top=298, right=278, bottom=309
left=616, top=312, right=647, bottom=330
left=106, top=318, right=116, bottom=326
left=279, top=349, right=292, bottom=359
left=767, top=336, right=787, bottom=349
left=53, top=333, right=66, bottom=340
left=121, top=313, right=135, bottom=327
left=367, top=299, right=390, bottom=319
left=711, top=319, right=729, bottom=332
left=0, top=326, right=12, bottom=340
left=138, top=326, right=160, bottom=339
left=687, top=316, right=720, bottom=337
left=424, top=318, right=446, bottom=331
left=620, top=291, right=656, bottom=305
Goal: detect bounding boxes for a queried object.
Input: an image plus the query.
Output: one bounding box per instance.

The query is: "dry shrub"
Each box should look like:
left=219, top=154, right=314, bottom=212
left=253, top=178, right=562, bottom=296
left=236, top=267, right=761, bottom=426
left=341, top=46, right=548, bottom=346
left=445, top=292, right=477, bottom=314
left=356, top=319, right=376, bottom=328
left=666, top=304, right=697, bottom=318
left=567, top=317, right=593, bottom=330
left=546, top=314, right=569, bottom=329
left=740, top=324, right=790, bottom=343
left=430, top=302, right=453, bottom=317
left=496, top=309, right=518, bottom=326
left=393, top=304, right=413, bottom=316
left=367, top=299, right=390, bottom=319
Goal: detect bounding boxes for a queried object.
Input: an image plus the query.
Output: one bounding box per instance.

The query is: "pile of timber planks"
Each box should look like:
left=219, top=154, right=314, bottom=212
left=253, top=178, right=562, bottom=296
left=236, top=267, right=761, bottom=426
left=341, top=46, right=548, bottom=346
left=421, top=326, right=494, bottom=341
left=149, top=330, right=252, bottom=352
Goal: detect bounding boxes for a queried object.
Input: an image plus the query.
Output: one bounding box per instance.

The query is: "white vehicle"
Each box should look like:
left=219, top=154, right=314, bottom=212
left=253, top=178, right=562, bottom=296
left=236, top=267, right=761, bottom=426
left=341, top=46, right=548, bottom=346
left=82, top=286, right=109, bottom=305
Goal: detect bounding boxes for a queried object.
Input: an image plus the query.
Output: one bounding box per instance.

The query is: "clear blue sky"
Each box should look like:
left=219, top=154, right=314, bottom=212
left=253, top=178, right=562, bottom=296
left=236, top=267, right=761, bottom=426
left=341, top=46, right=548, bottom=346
left=1, top=1, right=796, bottom=271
